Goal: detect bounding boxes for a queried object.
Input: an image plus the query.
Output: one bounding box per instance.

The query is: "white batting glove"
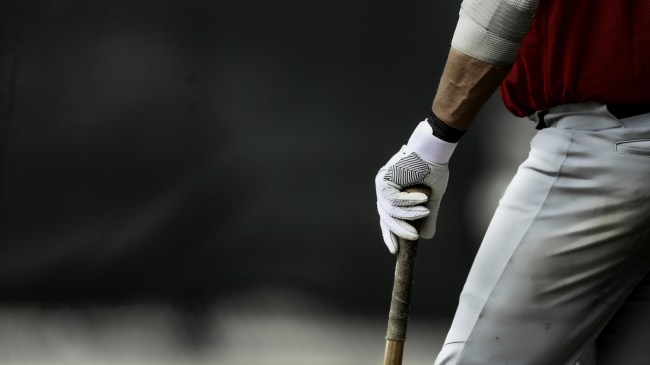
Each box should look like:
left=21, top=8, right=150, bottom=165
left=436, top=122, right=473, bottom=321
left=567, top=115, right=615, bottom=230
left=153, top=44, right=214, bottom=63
left=376, top=120, right=457, bottom=253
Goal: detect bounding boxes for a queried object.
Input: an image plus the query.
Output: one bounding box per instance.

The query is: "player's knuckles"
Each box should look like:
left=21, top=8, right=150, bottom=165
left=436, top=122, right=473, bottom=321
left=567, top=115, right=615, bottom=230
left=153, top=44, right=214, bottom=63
left=382, top=191, right=421, bottom=207
left=388, top=207, right=429, bottom=220
left=393, top=209, right=429, bottom=221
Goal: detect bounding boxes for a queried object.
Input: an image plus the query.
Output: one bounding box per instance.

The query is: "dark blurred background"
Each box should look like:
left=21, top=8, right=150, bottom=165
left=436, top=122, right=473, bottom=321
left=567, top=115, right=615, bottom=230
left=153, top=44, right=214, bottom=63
left=0, top=1, right=535, bottom=363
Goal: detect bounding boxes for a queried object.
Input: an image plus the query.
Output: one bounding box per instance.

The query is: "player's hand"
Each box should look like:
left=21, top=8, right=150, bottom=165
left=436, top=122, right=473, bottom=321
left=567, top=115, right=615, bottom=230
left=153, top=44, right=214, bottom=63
left=375, top=121, right=455, bottom=253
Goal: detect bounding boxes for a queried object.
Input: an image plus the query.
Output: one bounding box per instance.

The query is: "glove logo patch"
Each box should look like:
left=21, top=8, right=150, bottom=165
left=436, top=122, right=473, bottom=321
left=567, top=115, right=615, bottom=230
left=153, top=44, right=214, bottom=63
left=384, top=152, right=431, bottom=187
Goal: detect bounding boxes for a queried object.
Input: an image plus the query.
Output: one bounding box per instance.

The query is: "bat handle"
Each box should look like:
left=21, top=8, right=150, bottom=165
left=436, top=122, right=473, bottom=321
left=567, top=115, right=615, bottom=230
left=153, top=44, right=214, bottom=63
left=383, top=185, right=431, bottom=365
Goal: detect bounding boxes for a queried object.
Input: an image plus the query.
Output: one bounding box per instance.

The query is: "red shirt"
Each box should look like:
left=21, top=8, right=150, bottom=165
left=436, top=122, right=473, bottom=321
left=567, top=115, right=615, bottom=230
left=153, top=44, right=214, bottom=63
left=500, top=0, right=650, bottom=117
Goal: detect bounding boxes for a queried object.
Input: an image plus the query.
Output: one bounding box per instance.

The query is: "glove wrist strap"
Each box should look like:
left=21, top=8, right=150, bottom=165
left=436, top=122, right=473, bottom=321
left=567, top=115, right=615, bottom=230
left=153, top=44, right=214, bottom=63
left=427, top=111, right=466, bottom=143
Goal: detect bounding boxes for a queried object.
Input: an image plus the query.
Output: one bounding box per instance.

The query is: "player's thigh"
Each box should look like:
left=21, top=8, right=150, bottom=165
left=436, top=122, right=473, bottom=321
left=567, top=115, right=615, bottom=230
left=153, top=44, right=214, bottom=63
left=436, top=127, right=650, bottom=365
left=596, top=272, right=650, bottom=365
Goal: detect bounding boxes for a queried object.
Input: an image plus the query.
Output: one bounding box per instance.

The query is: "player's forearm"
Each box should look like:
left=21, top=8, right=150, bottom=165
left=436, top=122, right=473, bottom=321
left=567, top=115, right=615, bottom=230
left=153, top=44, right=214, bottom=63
left=431, top=0, right=541, bottom=130
left=432, top=48, right=511, bottom=131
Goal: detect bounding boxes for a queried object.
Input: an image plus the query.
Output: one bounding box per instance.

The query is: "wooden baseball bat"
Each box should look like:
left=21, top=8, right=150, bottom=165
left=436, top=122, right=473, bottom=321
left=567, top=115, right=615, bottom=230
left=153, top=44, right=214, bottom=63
left=383, top=185, right=432, bottom=365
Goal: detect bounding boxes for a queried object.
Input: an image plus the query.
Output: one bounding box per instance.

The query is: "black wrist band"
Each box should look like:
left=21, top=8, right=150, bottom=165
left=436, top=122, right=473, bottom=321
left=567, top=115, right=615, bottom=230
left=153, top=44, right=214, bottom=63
left=427, top=111, right=466, bottom=143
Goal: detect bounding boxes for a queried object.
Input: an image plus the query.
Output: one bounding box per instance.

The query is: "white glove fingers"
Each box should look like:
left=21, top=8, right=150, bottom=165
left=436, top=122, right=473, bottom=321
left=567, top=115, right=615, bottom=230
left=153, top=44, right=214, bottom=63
left=380, top=220, right=399, bottom=254
left=381, top=202, right=430, bottom=220
left=377, top=203, right=419, bottom=241
left=385, top=191, right=429, bottom=207
left=394, top=219, right=419, bottom=241
left=378, top=181, right=428, bottom=205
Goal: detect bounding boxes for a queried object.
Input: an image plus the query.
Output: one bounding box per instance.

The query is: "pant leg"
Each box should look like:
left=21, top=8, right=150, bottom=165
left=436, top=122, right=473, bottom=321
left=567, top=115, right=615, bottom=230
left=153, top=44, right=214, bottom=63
left=434, top=114, right=650, bottom=365
left=594, top=272, right=650, bottom=365
left=576, top=344, right=596, bottom=365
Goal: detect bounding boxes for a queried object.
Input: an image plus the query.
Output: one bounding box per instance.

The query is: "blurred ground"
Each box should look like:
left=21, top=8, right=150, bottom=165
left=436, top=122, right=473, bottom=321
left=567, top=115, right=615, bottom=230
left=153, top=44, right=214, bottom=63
left=0, top=288, right=448, bottom=365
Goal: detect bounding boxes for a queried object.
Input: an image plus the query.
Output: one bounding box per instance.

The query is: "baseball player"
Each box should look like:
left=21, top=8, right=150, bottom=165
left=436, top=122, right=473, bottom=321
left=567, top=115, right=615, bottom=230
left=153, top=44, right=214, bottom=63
left=375, top=0, right=650, bottom=364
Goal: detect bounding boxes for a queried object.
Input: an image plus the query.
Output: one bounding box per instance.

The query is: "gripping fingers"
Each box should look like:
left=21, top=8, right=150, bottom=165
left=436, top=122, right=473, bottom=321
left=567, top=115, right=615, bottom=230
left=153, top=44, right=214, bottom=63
left=380, top=220, right=399, bottom=254
left=377, top=202, right=419, bottom=241
left=376, top=175, right=428, bottom=207
left=378, top=197, right=430, bottom=220
left=383, top=189, right=429, bottom=207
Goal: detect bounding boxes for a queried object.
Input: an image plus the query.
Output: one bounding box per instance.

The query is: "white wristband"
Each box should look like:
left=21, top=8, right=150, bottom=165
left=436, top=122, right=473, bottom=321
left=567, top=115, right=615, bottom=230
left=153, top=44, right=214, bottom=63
left=404, top=121, right=458, bottom=165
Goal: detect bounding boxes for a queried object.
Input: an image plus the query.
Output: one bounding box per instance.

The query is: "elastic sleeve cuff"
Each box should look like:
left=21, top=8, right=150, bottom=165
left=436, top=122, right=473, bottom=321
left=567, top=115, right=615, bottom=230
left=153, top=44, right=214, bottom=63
left=451, top=16, right=520, bottom=66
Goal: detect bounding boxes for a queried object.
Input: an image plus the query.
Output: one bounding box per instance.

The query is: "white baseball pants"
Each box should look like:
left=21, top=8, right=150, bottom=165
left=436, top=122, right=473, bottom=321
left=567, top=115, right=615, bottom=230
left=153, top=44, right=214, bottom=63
left=434, top=102, right=650, bottom=365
